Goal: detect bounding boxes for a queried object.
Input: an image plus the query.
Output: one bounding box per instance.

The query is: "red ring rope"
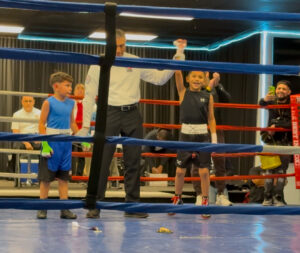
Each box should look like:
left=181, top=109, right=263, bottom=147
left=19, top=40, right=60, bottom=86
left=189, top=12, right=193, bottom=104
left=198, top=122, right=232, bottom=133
left=72, top=173, right=295, bottom=182
left=71, top=152, right=283, bottom=158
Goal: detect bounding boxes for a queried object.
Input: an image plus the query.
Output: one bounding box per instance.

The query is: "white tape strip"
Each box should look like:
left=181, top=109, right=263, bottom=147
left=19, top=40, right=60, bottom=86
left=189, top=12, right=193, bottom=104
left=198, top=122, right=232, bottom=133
left=262, top=145, right=300, bottom=155
left=0, top=172, right=37, bottom=179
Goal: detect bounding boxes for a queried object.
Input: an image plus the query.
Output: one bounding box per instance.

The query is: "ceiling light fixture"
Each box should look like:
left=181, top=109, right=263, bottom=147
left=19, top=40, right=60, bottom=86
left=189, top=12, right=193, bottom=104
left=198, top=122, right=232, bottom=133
left=120, top=12, right=193, bottom=21
left=0, top=25, right=24, bottom=34
left=89, top=32, right=157, bottom=41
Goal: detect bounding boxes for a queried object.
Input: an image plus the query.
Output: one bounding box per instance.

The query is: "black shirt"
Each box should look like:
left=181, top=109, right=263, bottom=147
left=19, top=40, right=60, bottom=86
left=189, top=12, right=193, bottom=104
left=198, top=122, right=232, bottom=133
left=259, top=97, right=292, bottom=145
left=180, top=88, right=210, bottom=124
left=204, top=83, right=231, bottom=124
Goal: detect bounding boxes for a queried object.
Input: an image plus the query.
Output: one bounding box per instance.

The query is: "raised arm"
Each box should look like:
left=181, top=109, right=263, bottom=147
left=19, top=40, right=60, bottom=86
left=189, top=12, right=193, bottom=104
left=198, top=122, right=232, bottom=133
left=140, top=69, right=174, bottom=86
left=140, top=39, right=187, bottom=86
left=215, top=83, right=231, bottom=102
left=208, top=95, right=217, bottom=143
left=175, top=70, right=186, bottom=102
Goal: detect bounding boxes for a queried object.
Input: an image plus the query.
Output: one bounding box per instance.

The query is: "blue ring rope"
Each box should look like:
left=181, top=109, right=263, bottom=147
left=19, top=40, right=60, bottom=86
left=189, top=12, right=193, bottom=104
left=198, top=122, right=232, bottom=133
left=0, top=133, right=263, bottom=153
left=1, top=0, right=300, bottom=22
left=0, top=199, right=299, bottom=215
left=1, top=48, right=300, bottom=75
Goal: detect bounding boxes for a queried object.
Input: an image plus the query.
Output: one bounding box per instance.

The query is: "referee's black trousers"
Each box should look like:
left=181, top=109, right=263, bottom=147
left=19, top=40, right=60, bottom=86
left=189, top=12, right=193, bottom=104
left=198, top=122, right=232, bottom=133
left=96, top=106, right=143, bottom=202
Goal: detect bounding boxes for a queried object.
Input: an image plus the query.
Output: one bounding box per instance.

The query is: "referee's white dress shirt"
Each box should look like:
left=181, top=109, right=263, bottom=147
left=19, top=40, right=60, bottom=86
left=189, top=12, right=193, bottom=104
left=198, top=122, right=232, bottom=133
left=82, top=52, right=174, bottom=128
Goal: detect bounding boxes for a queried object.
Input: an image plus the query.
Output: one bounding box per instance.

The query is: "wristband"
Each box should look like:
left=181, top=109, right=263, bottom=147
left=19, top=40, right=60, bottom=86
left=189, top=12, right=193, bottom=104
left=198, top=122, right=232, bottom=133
left=211, top=133, right=217, bottom=144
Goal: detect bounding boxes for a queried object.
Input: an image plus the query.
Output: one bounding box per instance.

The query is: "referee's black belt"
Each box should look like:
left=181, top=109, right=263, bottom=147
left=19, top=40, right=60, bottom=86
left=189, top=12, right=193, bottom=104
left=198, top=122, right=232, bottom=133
left=108, top=103, right=138, bottom=112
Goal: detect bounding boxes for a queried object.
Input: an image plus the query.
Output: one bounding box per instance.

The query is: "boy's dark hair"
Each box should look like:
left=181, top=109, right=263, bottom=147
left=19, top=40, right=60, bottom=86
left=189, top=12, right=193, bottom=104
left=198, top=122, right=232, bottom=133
left=276, top=80, right=292, bottom=91
left=49, top=72, right=73, bottom=87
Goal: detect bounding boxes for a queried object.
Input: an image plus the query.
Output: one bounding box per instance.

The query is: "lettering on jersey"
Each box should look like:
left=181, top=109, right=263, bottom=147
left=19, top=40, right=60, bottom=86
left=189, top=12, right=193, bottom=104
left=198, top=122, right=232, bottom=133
left=200, top=98, right=206, bottom=103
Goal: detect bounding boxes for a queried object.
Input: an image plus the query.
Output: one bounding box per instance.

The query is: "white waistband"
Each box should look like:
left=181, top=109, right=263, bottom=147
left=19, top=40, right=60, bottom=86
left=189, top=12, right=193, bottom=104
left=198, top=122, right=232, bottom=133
left=46, top=128, right=71, bottom=135
left=181, top=123, right=208, bottom=135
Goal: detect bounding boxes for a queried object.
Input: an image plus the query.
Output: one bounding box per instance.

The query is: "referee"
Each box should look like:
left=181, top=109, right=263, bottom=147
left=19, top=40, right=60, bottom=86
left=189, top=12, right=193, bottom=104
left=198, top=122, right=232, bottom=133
left=78, top=29, right=176, bottom=218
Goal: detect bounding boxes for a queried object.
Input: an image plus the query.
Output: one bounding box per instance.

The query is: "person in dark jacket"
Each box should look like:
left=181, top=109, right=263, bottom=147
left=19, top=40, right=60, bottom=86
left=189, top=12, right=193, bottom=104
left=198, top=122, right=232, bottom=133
left=259, top=80, right=292, bottom=206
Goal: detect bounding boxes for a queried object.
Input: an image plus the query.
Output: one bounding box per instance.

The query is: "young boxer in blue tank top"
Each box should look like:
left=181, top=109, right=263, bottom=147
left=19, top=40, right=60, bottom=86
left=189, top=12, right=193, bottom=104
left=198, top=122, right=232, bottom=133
left=37, top=72, right=79, bottom=220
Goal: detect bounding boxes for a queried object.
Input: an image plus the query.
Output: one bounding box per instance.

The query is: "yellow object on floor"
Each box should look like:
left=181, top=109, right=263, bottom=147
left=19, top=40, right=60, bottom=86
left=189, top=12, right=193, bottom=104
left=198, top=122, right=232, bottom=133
left=157, top=227, right=173, bottom=233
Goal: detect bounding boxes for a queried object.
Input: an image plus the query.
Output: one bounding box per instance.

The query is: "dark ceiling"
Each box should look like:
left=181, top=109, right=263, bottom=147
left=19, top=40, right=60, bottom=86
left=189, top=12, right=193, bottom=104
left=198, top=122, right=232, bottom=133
left=0, top=0, right=300, bottom=47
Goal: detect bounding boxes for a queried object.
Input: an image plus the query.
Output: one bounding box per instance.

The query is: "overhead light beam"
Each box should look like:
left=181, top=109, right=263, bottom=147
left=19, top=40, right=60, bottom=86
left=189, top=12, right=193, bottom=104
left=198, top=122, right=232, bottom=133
left=0, top=25, right=24, bottom=34
left=89, top=32, right=157, bottom=41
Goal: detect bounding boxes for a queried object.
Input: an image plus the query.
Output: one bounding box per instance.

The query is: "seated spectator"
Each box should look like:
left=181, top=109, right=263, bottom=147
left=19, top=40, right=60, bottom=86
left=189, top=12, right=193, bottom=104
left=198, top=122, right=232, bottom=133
left=72, top=84, right=85, bottom=176
left=84, top=105, right=121, bottom=189
left=82, top=104, right=96, bottom=177
left=9, top=96, right=41, bottom=173
left=247, top=166, right=265, bottom=203
left=142, top=128, right=175, bottom=176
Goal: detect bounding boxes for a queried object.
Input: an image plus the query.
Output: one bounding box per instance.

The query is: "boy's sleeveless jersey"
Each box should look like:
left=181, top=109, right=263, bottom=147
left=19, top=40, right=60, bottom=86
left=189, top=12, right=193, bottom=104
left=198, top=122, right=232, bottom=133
left=43, top=96, right=74, bottom=172
left=47, top=96, right=74, bottom=129
left=180, top=89, right=210, bottom=124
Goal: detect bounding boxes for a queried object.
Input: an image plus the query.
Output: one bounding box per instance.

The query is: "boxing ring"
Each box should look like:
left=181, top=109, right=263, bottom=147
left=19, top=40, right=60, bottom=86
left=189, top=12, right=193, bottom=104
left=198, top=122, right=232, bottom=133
left=0, top=1, right=300, bottom=252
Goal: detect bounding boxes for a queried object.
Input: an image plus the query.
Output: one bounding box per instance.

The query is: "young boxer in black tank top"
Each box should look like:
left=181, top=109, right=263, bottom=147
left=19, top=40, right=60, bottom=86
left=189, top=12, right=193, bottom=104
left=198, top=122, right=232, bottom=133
left=170, top=70, right=217, bottom=219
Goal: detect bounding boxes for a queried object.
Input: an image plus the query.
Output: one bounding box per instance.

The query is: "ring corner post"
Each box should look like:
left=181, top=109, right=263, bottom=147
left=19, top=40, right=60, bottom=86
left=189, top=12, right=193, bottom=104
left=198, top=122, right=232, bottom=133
left=84, top=2, right=117, bottom=209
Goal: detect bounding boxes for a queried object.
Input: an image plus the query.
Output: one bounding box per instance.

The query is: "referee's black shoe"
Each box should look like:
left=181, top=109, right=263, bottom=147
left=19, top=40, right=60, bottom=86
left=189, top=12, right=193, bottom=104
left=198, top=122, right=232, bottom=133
left=86, top=208, right=100, bottom=219
left=124, top=212, right=149, bottom=218
left=37, top=210, right=47, bottom=219
left=60, top=209, right=77, bottom=219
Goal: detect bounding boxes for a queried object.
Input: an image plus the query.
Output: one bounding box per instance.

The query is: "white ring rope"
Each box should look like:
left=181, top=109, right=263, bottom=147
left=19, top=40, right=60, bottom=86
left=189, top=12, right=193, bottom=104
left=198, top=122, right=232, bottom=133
left=0, top=117, right=38, bottom=123
left=0, top=148, right=40, bottom=155
left=262, top=145, right=300, bottom=155
left=0, top=172, right=37, bottom=179
left=0, top=90, right=48, bottom=98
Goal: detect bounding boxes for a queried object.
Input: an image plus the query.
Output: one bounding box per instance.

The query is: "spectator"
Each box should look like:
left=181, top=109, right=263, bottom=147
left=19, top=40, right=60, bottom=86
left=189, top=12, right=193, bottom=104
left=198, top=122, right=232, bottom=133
left=11, top=96, right=41, bottom=148
left=259, top=80, right=292, bottom=206
left=72, top=83, right=85, bottom=176
left=142, top=128, right=175, bottom=176
left=84, top=105, right=121, bottom=189
left=247, top=166, right=265, bottom=203
left=82, top=104, right=97, bottom=177
left=9, top=96, right=41, bottom=174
